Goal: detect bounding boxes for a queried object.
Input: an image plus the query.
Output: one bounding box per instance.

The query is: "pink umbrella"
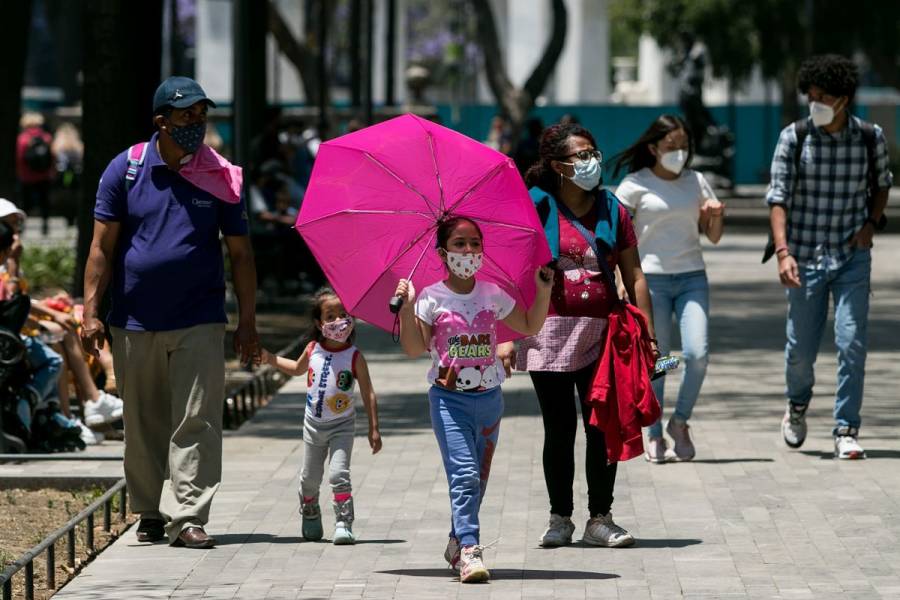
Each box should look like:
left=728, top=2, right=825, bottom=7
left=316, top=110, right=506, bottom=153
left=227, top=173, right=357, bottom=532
left=295, top=113, right=551, bottom=342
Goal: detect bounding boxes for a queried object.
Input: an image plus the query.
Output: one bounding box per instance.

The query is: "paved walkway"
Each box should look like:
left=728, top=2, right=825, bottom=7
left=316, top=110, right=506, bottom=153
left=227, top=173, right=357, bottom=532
left=51, top=233, right=900, bottom=599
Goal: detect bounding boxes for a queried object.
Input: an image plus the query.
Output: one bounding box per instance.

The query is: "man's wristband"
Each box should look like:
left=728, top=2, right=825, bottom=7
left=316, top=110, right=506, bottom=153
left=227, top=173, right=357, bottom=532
left=865, top=217, right=880, bottom=230
left=775, top=245, right=790, bottom=258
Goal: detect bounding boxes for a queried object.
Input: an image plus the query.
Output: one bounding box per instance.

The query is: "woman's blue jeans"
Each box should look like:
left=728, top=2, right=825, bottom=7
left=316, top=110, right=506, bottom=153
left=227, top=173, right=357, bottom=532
left=645, top=270, right=710, bottom=438
left=785, top=249, right=870, bottom=434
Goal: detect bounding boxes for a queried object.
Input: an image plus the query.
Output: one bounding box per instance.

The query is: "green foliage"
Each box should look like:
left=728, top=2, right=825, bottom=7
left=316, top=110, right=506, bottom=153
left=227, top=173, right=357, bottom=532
left=610, top=0, right=899, bottom=89
left=20, top=246, right=77, bottom=294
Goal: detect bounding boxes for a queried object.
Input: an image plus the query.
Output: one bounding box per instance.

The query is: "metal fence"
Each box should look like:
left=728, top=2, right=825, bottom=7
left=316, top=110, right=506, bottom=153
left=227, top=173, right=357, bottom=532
left=222, top=336, right=303, bottom=429
left=0, top=479, right=127, bottom=600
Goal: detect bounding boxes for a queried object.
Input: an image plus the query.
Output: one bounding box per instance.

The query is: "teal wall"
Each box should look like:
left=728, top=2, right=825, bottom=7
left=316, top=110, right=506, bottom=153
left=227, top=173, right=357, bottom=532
left=434, top=103, right=891, bottom=185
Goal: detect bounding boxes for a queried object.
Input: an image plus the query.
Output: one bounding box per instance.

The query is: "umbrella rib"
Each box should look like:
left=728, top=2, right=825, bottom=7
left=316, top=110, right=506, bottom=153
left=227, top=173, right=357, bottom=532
left=443, top=162, right=506, bottom=215
left=296, top=209, right=434, bottom=229
left=482, top=252, right=525, bottom=304
left=426, top=132, right=446, bottom=213
left=349, top=227, right=438, bottom=314
left=462, top=217, right=540, bottom=234
left=362, top=152, right=440, bottom=217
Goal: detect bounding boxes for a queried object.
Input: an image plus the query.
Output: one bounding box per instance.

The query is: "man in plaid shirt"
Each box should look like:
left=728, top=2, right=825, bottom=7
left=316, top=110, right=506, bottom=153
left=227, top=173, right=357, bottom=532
left=766, top=54, right=892, bottom=460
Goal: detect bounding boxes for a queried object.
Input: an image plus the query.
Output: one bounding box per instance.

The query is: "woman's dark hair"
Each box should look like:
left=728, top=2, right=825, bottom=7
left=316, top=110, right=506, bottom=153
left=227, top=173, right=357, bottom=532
left=797, top=54, right=859, bottom=101
left=0, top=221, right=14, bottom=254
left=523, top=123, right=598, bottom=197
left=611, top=114, right=693, bottom=179
left=435, top=216, right=482, bottom=250
left=307, top=286, right=356, bottom=345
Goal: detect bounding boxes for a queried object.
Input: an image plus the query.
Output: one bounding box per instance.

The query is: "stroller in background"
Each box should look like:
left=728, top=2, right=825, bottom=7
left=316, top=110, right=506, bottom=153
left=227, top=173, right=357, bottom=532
left=0, top=295, right=85, bottom=453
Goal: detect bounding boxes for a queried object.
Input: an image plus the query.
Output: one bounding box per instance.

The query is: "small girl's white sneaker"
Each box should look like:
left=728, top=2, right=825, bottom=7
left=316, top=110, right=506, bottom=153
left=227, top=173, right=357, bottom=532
left=539, top=513, right=575, bottom=547
left=583, top=512, right=635, bottom=547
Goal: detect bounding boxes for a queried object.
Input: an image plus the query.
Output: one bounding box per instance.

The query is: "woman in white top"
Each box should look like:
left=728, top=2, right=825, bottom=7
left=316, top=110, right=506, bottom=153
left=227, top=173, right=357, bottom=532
left=614, top=115, right=724, bottom=463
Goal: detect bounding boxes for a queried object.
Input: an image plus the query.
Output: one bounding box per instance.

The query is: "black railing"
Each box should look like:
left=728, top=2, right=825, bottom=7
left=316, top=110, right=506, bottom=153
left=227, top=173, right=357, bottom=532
left=222, top=337, right=302, bottom=430
left=0, top=479, right=127, bottom=600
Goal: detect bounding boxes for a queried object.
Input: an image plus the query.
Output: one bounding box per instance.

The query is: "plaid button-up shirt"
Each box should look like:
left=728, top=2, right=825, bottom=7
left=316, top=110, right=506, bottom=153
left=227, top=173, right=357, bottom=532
left=766, top=115, right=893, bottom=267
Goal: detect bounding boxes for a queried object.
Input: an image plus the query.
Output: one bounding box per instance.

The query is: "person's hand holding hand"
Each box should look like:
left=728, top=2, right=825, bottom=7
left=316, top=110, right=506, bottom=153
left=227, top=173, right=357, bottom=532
left=234, top=321, right=260, bottom=366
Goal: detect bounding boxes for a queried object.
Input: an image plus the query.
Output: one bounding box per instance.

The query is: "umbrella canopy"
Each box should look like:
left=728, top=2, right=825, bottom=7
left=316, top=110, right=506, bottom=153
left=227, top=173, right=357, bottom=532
left=295, top=113, right=551, bottom=342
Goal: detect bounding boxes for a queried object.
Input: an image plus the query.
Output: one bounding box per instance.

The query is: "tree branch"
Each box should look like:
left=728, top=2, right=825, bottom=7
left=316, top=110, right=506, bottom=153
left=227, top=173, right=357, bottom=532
left=470, top=0, right=516, bottom=116
left=522, top=0, right=567, bottom=105
left=268, top=0, right=317, bottom=101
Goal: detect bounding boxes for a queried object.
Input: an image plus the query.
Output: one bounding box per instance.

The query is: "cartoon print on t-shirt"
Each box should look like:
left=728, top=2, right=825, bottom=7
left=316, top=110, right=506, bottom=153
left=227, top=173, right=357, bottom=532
left=326, top=392, right=353, bottom=414
left=480, top=364, right=500, bottom=388
left=456, top=366, right=483, bottom=391
left=336, top=369, right=354, bottom=392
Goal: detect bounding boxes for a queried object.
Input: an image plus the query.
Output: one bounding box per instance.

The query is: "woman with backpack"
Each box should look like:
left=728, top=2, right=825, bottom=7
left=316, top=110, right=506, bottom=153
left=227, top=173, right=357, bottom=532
left=498, top=122, right=656, bottom=548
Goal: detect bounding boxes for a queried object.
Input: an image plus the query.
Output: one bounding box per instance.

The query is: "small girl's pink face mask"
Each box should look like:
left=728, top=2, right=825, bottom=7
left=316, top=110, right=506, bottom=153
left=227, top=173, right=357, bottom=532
left=321, top=318, right=353, bottom=343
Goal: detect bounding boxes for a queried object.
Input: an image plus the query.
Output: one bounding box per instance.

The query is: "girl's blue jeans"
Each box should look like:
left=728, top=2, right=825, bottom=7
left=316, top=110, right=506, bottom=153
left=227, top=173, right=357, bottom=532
left=429, top=385, right=502, bottom=548
left=645, top=270, right=710, bottom=438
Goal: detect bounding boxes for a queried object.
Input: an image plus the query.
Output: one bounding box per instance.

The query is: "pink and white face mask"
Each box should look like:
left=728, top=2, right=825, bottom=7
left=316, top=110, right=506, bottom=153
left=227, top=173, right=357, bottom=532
left=321, top=318, right=353, bottom=343
left=445, top=251, right=483, bottom=279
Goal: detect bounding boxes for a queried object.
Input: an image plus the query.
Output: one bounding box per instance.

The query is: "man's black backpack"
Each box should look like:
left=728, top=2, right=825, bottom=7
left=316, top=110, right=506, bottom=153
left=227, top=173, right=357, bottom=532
left=762, top=118, right=883, bottom=263
left=23, top=133, right=52, bottom=172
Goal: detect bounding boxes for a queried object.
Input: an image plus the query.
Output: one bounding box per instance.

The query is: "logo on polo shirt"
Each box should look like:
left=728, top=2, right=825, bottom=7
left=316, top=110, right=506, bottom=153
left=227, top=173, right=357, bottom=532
left=192, top=198, right=214, bottom=208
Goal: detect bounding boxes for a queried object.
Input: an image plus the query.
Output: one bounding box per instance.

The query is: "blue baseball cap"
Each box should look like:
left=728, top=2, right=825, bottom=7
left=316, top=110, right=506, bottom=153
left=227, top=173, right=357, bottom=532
left=152, top=76, right=216, bottom=114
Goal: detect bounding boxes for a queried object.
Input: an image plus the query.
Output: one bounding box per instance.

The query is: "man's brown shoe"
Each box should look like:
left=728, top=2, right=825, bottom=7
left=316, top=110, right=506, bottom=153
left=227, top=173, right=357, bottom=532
left=136, top=518, right=166, bottom=543
left=173, top=526, right=216, bottom=549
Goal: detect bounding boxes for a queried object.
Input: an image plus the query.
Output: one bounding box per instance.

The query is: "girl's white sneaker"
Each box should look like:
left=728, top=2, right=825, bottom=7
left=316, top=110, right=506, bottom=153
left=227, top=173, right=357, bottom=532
left=583, top=513, right=635, bottom=547
left=539, top=514, right=575, bottom=547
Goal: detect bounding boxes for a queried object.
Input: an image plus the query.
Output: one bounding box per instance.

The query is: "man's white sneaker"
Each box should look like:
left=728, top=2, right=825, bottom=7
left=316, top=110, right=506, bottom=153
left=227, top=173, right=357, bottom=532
left=459, top=545, right=489, bottom=583
left=782, top=403, right=807, bottom=448
left=444, top=536, right=460, bottom=571
left=666, top=417, right=695, bottom=461
left=583, top=513, right=635, bottom=548
left=83, top=391, right=123, bottom=426
left=539, top=514, right=575, bottom=547
left=834, top=429, right=865, bottom=459
left=645, top=437, right=668, bottom=464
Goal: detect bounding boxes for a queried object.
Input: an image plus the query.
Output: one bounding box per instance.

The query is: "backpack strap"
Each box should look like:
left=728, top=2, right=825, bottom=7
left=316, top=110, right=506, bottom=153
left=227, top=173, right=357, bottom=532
left=791, top=118, right=808, bottom=195
left=124, top=142, right=149, bottom=192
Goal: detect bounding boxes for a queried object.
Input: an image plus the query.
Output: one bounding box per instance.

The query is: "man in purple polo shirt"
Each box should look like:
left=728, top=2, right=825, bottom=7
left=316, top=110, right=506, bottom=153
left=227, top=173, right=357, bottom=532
left=81, top=76, right=259, bottom=549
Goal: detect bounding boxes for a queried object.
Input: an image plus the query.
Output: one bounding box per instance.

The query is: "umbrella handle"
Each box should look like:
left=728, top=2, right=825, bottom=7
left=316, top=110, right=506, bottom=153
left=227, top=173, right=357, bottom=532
left=389, top=295, right=404, bottom=314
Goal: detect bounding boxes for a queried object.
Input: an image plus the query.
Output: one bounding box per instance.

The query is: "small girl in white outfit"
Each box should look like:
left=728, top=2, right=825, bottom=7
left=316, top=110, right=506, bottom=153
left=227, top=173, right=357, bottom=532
left=260, top=287, right=381, bottom=544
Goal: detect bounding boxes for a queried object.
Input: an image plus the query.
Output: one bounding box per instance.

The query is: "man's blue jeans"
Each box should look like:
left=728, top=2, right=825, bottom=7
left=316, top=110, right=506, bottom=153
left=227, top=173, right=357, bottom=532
left=645, top=271, right=710, bottom=438
left=785, top=249, right=871, bottom=433
left=429, top=385, right=502, bottom=548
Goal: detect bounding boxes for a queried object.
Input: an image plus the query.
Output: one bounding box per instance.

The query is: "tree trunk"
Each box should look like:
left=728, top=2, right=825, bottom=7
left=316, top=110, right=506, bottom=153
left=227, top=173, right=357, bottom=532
left=76, top=1, right=162, bottom=296
left=470, top=0, right=567, bottom=149
left=0, top=1, right=33, bottom=202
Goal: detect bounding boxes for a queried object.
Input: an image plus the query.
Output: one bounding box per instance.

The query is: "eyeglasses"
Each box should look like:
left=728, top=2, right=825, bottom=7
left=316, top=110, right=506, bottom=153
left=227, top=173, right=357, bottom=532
left=559, top=149, right=602, bottom=163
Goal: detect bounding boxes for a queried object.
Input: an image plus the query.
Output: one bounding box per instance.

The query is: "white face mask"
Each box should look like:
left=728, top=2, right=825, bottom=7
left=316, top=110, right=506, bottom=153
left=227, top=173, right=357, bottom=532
left=809, top=100, right=837, bottom=127
left=444, top=251, right=483, bottom=279
left=659, top=149, right=688, bottom=175
left=562, top=156, right=602, bottom=191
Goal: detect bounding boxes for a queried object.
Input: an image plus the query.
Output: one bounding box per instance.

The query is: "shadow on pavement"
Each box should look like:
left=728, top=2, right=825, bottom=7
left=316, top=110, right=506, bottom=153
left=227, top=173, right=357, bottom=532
left=631, top=538, right=703, bottom=548
left=215, top=533, right=408, bottom=545
left=377, top=568, right=618, bottom=580
left=800, top=449, right=900, bottom=460
left=687, top=458, right=774, bottom=464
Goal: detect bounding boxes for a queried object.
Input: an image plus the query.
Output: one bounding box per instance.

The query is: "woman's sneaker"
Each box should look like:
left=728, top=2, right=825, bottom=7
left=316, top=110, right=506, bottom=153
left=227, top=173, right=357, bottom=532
left=444, top=536, right=461, bottom=571
left=539, top=514, right=575, bottom=547
left=583, top=512, right=635, bottom=547
left=666, top=417, right=695, bottom=461
left=300, top=498, right=323, bottom=541
left=782, top=403, right=808, bottom=448
left=459, top=545, right=489, bottom=583
left=834, top=428, right=866, bottom=460
left=645, top=437, right=668, bottom=463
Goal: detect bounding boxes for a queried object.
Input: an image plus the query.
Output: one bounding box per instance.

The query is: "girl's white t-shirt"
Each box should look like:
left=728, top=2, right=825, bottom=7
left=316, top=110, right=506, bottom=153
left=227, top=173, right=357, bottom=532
left=615, top=167, right=717, bottom=274
left=415, top=280, right=516, bottom=392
